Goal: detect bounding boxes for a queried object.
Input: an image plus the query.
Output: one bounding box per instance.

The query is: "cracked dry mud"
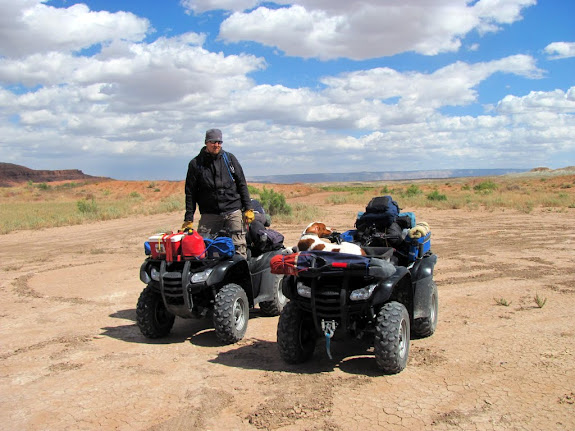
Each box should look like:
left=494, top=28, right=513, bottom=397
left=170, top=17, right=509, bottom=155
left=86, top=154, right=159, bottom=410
left=1, top=193, right=574, bottom=431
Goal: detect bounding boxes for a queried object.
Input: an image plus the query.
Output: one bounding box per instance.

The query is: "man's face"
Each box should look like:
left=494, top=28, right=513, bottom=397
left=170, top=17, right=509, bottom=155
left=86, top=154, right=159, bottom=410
left=206, top=140, right=222, bottom=155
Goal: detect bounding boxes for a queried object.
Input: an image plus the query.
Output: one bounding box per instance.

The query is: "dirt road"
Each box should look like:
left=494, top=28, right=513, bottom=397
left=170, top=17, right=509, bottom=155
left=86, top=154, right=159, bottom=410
left=1, top=197, right=574, bottom=430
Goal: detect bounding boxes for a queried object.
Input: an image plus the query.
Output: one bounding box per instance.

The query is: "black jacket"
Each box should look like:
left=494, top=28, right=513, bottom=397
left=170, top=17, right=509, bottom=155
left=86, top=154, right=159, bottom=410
left=184, top=147, right=251, bottom=221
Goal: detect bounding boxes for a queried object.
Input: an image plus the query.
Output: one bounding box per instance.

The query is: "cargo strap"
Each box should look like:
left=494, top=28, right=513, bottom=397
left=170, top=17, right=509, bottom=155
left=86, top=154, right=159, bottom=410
left=161, top=232, right=180, bottom=263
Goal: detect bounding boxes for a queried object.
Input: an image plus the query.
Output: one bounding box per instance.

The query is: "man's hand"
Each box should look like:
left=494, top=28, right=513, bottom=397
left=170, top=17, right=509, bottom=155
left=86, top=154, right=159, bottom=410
left=181, top=220, right=193, bottom=232
left=244, top=209, right=255, bottom=224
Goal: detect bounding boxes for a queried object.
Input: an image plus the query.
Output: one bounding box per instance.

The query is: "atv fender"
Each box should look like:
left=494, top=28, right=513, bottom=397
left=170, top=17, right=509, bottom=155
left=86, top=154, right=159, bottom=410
left=248, top=250, right=282, bottom=302
left=206, top=255, right=254, bottom=306
left=140, top=260, right=152, bottom=284
left=411, top=254, right=437, bottom=320
left=371, top=266, right=410, bottom=306
left=281, top=275, right=296, bottom=300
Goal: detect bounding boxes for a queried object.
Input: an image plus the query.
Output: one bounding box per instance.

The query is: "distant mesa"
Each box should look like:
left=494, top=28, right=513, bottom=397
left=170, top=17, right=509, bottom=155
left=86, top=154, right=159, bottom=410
left=0, top=163, right=108, bottom=187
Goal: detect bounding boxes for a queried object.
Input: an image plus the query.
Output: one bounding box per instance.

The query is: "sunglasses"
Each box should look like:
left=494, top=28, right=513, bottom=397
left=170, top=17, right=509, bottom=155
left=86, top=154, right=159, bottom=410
left=207, top=140, right=223, bottom=145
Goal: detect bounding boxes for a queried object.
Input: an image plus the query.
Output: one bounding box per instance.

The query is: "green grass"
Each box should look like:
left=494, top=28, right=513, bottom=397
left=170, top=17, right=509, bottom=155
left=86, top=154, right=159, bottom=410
left=273, top=203, right=324, bottom=225
left=0, top=196, right=185, bottom=234
left=2, top=172, right=574, bottom=234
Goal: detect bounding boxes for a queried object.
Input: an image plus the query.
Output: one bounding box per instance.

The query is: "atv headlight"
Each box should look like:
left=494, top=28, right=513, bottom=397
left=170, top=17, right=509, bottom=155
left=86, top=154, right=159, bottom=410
left=150, top=267, right=160, bottom=282
left=350, top=283, right=377, bottom=301
left=297, top=282, right=311, bottom=298
left=191, top=268, right=213, bottom=284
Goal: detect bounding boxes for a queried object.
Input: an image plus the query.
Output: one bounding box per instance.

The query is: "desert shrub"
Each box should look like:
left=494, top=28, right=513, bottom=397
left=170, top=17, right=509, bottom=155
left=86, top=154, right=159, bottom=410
left=427, top=190, right=447, bottom=201
left=77, top=199, right=99, bottom=214
left=326, top=194, right=349, bottom=205
left=494, top=297, right=511, bottom=306
left=54, top=182, right=83, bottom=190
left=404, top=184, right=422, bottom=197
left=155, top=196, right=184, bottom=213
left=534, top=293, right=547, bottom=308
left=474, top=180, right=498, bottom=194
left=129, top=191, right=141, bottom=199
left=37, top=183, right=51, bottom=191
left=259, top=187, right=292, bottom=216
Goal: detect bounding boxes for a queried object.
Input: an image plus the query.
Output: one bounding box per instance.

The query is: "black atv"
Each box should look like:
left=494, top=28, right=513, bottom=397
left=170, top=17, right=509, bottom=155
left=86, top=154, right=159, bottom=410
left=137, top=240, right=288, bottom=344
left=276, top=245, right=438, bottom=374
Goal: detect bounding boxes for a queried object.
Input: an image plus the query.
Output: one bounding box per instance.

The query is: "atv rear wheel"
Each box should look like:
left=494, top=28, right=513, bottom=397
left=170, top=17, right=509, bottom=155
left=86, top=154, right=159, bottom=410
left=259, top=274, right=288, bottom=316
left=412, top=281, right=438, bottom=338
left=374, top=301, right=410, bottom=374
left=213, top=283, right=249, bottom=344
left=277, top=301, right=317, bottom=364
left=136, top=284, right=175, bottom=338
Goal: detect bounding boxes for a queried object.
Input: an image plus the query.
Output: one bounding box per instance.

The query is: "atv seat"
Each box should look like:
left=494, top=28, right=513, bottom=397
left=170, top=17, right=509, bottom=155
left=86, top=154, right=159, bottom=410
left=361, top=246, right=394, bottom=261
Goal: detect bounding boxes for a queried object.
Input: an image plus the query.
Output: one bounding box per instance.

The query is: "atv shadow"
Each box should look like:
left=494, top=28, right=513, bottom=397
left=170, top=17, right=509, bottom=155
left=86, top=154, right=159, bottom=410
left=102, top=309, right=217, bottom=345
left=109, top=308, right=137, bottom=321
left=210, top=337, right=384, bottom=376
left=102, top=309, right=268, bottom=347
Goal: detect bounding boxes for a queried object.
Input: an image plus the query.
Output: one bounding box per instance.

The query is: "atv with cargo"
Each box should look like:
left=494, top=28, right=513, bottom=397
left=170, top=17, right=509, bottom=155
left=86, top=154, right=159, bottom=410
left=137, top=218, right=288, bottom=344
left=273, top=196, right=438, bottom=374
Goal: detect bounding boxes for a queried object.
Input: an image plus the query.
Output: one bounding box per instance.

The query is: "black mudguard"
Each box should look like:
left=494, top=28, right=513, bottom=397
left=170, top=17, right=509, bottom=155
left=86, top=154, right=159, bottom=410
left=370, top=266, right=410, bottom=306
left=411, top=254, right=438, bottom=320
left=249, top=249, right=284, bottom=304
left=206, top=255, right=254, bottom=305
left=139, top=260, right=152, bottom=284
left=281, top=275, right=297, bottom=300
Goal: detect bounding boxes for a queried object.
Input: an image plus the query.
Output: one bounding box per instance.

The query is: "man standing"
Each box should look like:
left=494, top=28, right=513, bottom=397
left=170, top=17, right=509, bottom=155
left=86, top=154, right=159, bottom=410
left=182, top=129, right=254, bottom=257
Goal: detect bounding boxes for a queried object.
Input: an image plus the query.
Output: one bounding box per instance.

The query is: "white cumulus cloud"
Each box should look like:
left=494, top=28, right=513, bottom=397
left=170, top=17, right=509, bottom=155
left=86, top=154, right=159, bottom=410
left=212, top=0, right=536, bottom=60
left=0, top=0, right=150, bottom=58
left=544, top=42, right=575, bottom=60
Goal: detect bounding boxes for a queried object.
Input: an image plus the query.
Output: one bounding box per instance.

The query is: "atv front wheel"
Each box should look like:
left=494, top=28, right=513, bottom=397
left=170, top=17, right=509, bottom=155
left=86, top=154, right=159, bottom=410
left=213, top=283, right=249, bottom=344
left=374, top=301, right=410, bottom=374
left=412, top=281, right=438, bottom=338
left=259, top=274, right=288, bottom=316
left=136, top=284, right=175, bottom=338
left=277, top=301, right=317, bottom=364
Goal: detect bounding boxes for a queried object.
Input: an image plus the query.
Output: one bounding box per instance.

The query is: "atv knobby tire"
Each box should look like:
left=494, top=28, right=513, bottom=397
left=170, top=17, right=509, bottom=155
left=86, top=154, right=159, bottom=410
left=374, top=301, right=410, bottom=374
left=412, top=281, right=438, bottom=338
left=277, top=301, right=317, bottom=364
left=259, top=274, right=288, bottom=316
left=136, top=284, right=175, bottom=338
left=213, top=283, right=249, bottom=344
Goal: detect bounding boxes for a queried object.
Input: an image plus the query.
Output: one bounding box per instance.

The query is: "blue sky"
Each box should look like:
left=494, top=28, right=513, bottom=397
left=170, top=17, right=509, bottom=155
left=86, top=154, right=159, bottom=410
left=0, top=0, right=573, bottom=180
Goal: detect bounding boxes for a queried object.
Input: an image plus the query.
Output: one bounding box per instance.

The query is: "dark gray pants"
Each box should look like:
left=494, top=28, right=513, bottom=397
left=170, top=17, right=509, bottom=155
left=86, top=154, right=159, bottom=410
left=198, top=210, right=247, bottom=257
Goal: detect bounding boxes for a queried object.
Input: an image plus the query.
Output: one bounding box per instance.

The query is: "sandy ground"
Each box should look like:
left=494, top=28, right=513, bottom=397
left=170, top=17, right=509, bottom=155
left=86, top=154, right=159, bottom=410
left=1, top=193, right=574, bottom=431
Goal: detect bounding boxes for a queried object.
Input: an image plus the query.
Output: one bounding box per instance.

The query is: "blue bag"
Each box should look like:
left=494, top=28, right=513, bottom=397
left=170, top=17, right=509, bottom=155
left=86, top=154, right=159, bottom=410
left=340, top=230, right=357, bottom=243
left=204, top=236, right=235, bottom=259
left=355, top=195, right=400, bottom=232
left=406, top=232, right=431, bottom=262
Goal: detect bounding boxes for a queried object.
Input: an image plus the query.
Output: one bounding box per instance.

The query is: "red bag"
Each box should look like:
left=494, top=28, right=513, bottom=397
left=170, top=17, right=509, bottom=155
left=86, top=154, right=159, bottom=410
left=270, top=253, right=301, bottom=276
left=182, top=230, right=206, bottom=259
